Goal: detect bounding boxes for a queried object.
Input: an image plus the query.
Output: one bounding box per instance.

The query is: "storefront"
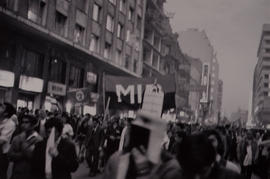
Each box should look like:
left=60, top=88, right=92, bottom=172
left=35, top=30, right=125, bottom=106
left=17, top=75, right=44, bottom=110
left=46, top=81, right=67, bottom=112
left=0, top=69, right=15, bottom=103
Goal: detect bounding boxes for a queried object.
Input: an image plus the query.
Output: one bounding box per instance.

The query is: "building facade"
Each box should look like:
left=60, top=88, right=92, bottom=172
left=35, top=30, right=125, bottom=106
left=252, top=24, right=270, bottom=126
left=188, top=56, right=202, bottom=121
left=142, top=0, right=190, bottom=114
left=179, top=29, right=221, bottom=123
left=0, top=0, right=146, bottom=114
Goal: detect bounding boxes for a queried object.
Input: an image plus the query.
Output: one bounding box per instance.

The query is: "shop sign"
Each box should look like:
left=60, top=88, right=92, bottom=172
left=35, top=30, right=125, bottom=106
left=19, top=75, right=43, bottom=93
left=86, top=72, right=97, bottom=84
left=47, top=81, right=66, bottom=96
left=0, top=70, right=14, bottom=87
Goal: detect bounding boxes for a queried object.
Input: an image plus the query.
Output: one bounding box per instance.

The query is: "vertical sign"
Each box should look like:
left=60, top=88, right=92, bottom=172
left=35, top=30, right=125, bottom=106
left=200, top=63, right=210, bottom=103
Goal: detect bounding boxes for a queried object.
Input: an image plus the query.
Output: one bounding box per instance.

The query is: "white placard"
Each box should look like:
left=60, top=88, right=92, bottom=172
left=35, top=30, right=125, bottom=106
left=142, top=84, right=164, bottom=117
left=19, top=75, right=43, bottom=93
left=86, top=72, right=97, bottom=84
left=0, top=70, right=14, bottom=87
left=47, top=81, right=66, bottom=96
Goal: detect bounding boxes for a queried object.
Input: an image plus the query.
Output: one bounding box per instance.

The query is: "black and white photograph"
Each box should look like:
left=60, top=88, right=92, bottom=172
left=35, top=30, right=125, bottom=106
left=0, top=0, right=270, bottom=179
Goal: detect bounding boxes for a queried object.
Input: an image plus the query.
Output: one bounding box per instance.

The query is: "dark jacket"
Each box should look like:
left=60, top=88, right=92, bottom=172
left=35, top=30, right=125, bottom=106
left=8, top=132, right=42, bottom=179
left=31, top=138, right=78, bottom=179
left=180, top=164, right=245, bottom=179
left=86, top=126, right=103, bottom=151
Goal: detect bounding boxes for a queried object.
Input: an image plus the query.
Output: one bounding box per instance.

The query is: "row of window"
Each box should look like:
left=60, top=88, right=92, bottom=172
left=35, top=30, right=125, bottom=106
left=0, top=46, right=84, bottom=88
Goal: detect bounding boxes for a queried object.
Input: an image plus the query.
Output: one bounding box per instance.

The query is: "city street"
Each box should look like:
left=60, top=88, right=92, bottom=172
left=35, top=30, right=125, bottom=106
left=72, top=162, right=102, bottom=179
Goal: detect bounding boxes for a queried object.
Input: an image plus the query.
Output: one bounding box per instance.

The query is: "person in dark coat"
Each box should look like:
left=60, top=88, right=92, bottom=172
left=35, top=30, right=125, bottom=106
left=85, top=116, right=103, bottom=176
left=31, top=117, right=78, bottom=179
left=8, top=114, right=42, bottom=179
left=177, top=133, right=245, bottom=179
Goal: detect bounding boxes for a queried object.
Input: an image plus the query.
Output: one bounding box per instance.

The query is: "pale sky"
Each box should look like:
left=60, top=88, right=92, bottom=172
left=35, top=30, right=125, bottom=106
left=164, top=0, right=270, bottom=115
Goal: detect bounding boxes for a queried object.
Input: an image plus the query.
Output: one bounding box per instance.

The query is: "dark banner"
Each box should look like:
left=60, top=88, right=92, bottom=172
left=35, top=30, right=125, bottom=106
left=105, top=75, right=176, bottom=110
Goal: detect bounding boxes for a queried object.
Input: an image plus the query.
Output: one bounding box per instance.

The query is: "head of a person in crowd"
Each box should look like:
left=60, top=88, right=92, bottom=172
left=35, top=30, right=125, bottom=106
left=39, top=109, right=47, bottom=120
left=62, top=112, right=69, bottom=124
left=125, top=117, right=133, bottom=127
left=0, top=102, right=16, bottom=120
left=92, top=116, right=99, bottom=128
left=20, top=114, right=38, bottom=132
left=174, top=130, right=186, bottom=143
left=246, top=131, right=254, bottom=143
left=45, top=117, right=63, bottom=140
left=34, top=109, right=39, bottom=117
left=260, top=132, right=270, bottom=159
left=204, top=129, right=225, bottom=157
left=177, top=133, right=216, bottom=179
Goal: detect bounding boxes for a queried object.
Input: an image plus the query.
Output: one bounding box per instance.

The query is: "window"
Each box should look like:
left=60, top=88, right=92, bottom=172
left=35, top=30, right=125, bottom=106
left=106, top=15, right=114, bottom=32
left=28, top=0, right=47, bottom=25
left=55, top=11, right=68, bottom=37
left=115, top=50, right=122, bottom=65
left=49, top=58, right=66, bottom=84
left=74, top=24, right=85, bottom=45
left=77, top=0, right=86, bottom=12
left=104, top=43, right=112, bottom=59
left=93, top=3, right=101, bottom=22
left=117, top=23, right=124, bottom=39
left=153, top=33, right=161, bottom=51
left=136, top=15, right=142, bottom=31
left=264, top=83, right=269, bottom=88
left=21, top=49, right=44, bottom=78
left=125, top=55, right=130, bottom=69
left=265, top=40, right=270, bottom=45
left=265, top=74, right=269, bottom=79
left=263, top=91, right=268, bottom=97
left=0, top=43, right=16, bottom=71
left=161, top=44, right=170, bottom=56
left=265, top=48, right=270, bottom=53
left=119, top=0, right=126, bottom=13
left=152, top=52, right=159, bottom=69
left=133, top=59, right=138, bottom=73
left=89, top=34, right=100, bottom=53
left=69, top=65, right=84, bottom=88
left=126, top=29, right=130, bottom=42
left=128, top=7, right=134, bottom=21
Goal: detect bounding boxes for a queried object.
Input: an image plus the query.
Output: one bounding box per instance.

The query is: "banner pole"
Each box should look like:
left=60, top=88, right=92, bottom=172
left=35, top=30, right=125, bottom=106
left=103, top=72, right=106, bottom=113
left=103, top=97, right=110, bottom=121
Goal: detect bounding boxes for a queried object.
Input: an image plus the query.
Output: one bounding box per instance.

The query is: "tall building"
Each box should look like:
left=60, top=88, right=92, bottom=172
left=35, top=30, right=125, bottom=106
left=230, top=109, right=248, bottom=127
left=209, top=55, right=220, bottom=122
left=217, top=79, right=223, bottom=114
left=142, top=0, right=190, bottom=112
left=252, top=24, right=270, bottom=126
left=179, top=29, right=221, bottom=123
left=188, top=56, right=202, bottom=120
left=0, top=0, right=146, bottom=114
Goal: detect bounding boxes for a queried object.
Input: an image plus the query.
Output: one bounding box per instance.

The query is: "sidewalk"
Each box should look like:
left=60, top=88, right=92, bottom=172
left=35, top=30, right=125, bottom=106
left=72, top=162, right=103, bottom=179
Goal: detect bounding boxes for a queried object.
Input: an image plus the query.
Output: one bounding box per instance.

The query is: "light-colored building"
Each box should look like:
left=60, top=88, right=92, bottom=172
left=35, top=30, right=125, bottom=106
left=179, top=29, right=221, bottom=123
left=230, top=109, right=248, bottom=127
left=252, top=24, right=270, bottom=126
left=188, top=56, right=202, bottom=120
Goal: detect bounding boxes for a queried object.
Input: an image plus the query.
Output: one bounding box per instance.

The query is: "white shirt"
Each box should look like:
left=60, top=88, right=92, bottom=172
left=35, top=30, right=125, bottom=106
left=62, top=124, right=74, bottom=138
left=0, top=118, right=16, bottom=153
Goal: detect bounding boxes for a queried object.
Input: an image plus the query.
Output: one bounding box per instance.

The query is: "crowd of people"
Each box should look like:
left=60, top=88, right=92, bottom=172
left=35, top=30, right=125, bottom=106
left=0, top=102, right=269, bottom=179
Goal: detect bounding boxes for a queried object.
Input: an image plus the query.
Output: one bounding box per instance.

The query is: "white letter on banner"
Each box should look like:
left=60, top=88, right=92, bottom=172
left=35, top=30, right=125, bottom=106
left=137, top=84, right=142, bottom=104
left=116, top=85, right=135, bottom=104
